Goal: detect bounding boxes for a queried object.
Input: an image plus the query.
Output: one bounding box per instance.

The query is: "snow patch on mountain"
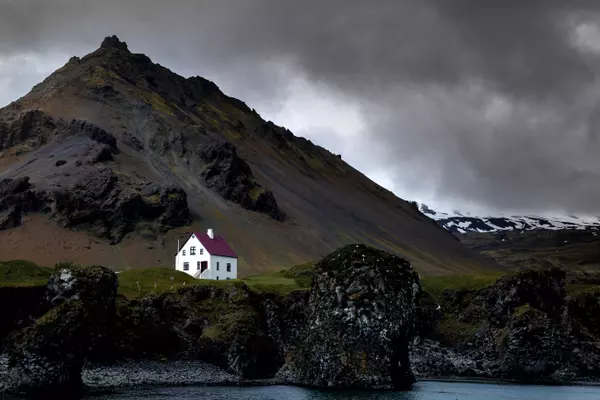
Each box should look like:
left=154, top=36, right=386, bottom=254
left=418, top=203, right=600, bottom=234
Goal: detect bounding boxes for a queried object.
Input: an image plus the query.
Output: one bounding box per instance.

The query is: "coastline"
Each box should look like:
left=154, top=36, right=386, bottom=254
left=4, top=354, right=600, bottom=395
left=415, top=376, right=600, bottom=388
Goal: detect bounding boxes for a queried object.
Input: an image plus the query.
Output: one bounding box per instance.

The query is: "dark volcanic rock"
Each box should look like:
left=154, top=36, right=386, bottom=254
left=0, top=205, right=23, bottom=229
left=44, top=169, right=190, bottom=243
left=0, top=112, right=191, bottom=242
left=0, top=171, right=190, bottom=243
left=67, top=119, right=118, bottom=152
left=100, top=35, right=130, bottom=52
left=0, top=286, right=48, bottom=346
left=2, top=265, right=118, bottom=398
left=0, top=109, right=57, bottom=150
left=121, top=131, right=144, bottom=151
left=464, top=268, right=567, bottom=326
left=411, top=268, right=600, bottom=383
left=198, top=140, right=285, bottom=221
left=0, top=176, right=31, bottom=197
left=287, top=244, right=421, bottom=390
left=498, top=306, right=570, bottom=380
left=89, top=246, right=424, bottom=389
left=0, top=177, right=41, bottom=230
left=91, top=282, right=292, bottom=380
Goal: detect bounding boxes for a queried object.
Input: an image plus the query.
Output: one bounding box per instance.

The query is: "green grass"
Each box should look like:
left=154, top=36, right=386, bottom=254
left=117, top=267, right=258, bottom=299
left=0, top=256, right=318, bottom=298
left=0, top=260, right=52, bottom=287
left=513, top=304, right=533, bottom=317
left=420, top=272, right=505, bottom=301
left=434, top=317, right=481, bottom=346
left=243, top=261, right=316, bottom=295
left=567, top=283, right=600, bottom=295
left=117, top=268, right=202, bottom=299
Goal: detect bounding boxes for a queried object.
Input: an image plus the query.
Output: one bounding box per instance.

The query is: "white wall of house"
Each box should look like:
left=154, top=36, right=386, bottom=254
left=175, top=234, right=238, bottom=280
left=210, top=255, right=238, bottom=280
left=175, top=235, right=210, bottom=278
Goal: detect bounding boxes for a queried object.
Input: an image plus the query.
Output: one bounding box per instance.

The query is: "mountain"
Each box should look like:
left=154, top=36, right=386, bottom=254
left=418, top=203, right=600, bottom=271
left=418, top=203, right=600, bottom=234
left=0, top=36, right=497, bottom=276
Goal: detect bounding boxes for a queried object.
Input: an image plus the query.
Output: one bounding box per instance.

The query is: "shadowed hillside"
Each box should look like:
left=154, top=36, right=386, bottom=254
left=0, top=36, right=497, bottom=276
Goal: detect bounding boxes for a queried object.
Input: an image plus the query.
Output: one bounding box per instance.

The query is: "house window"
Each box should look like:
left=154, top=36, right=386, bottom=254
left=197, top=261, right=201, bottom=270
left=216, top=262, right=219, bottom=271
left=227, top=263, right=231, bottom=272
left=200, top=249, right=204, bottom=255
left=183, top=262, right=189, bottom=271
left=190, top=246, right=196, bottom=255
left=182, top=250, right=186, bottom=256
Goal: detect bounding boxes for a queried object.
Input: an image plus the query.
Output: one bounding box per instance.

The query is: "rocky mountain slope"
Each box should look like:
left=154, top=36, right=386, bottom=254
left=0, top=36, right=496, bottom=276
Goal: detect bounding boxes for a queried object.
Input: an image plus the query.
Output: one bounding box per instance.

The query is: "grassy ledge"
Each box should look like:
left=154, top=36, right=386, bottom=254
left=0, top=260, right=53, bottom=288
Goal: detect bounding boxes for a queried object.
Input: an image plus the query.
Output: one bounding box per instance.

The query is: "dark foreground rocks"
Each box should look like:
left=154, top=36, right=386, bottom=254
left=92, top=245, right=420, bottom=391
left=0, top=244, right=422, bottom=396
left=2, top=264, right=118, bottom=398
left=283, top=244, right=421, bottom=389
left=411, top=268, right=600, bottom=383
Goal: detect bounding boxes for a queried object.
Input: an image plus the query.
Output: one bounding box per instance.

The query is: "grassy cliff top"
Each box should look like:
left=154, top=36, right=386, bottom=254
left=0, top=259, right=315, bottom=298
left=5, top=258, right=598, bottom=302
left=0, top=260, right=53, bottom=287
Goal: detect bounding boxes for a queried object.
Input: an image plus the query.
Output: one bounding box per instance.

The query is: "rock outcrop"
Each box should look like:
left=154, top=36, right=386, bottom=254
left=0, top=109, right=57, bottom=151
left=284, top=244, right=421, bottom=389
left=2, top=265, right=118, bottom=398
left=0, top=110, right=192, bottom=243
left=411, top=268, right=600, bottom=383
left=0, top=174, right=189, bottom=243
left=91, top=282, right=289, bottom=380
left=198, top=140, right=285, bottom=221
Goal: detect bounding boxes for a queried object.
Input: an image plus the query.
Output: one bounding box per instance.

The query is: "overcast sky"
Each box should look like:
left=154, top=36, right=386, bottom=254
left=2, top=1, right=600, bottom=216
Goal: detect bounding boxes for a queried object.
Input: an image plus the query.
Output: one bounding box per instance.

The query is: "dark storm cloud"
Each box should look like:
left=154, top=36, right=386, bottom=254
left=2, top=0, right=600, bottom=214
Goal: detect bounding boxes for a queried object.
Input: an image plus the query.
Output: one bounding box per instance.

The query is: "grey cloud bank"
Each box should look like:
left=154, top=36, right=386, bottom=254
left=1, top=0, right=600, bottom=215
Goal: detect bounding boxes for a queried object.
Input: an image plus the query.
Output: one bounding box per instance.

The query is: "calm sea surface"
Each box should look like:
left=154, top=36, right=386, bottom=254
left=88, top=381, right=600, bottom=400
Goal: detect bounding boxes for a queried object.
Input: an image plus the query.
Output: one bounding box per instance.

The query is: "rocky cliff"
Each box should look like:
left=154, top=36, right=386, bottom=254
left=411, top=268, right=600, bottom=382
left=2, top=264, right=118, bottom=398
left=284, top=244, right=421, bottom=389
left=0, top=245, right=421, bottom=396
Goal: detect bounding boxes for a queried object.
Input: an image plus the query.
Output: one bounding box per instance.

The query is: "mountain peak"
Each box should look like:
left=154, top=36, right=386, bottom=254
left=100, top=35, right=129, bottom=52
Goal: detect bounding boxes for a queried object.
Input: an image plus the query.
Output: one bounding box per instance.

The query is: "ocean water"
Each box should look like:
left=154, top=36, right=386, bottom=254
left=88, top=381, right=600, bottom=400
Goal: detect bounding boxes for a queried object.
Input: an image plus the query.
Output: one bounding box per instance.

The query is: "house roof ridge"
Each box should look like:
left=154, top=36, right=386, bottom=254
left=193, top=230, right=238, bottom=258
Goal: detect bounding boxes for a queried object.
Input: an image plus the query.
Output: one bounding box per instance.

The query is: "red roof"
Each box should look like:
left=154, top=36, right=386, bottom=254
left=193, top=232, right=238, bottom=258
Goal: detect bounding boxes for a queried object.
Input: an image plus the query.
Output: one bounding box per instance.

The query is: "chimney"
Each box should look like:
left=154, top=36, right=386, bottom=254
left=207, top=228, right=214, bottom=239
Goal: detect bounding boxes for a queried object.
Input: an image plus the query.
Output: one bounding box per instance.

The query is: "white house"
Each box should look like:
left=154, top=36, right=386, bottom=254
left=174, top=229, right=238, bottom=280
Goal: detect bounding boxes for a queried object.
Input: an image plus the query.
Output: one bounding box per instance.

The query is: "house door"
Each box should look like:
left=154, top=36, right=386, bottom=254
left=201, top=261, right=208, bottom=273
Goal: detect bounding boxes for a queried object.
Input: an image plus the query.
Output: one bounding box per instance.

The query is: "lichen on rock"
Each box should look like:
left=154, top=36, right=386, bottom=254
left=286, top=244, right=421, bottom=390
left=410, top=268, right=600, bottom=383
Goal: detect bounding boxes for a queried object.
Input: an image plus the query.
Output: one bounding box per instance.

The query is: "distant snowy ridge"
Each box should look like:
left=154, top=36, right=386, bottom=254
left=418, top=203, right=600, bottom=234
